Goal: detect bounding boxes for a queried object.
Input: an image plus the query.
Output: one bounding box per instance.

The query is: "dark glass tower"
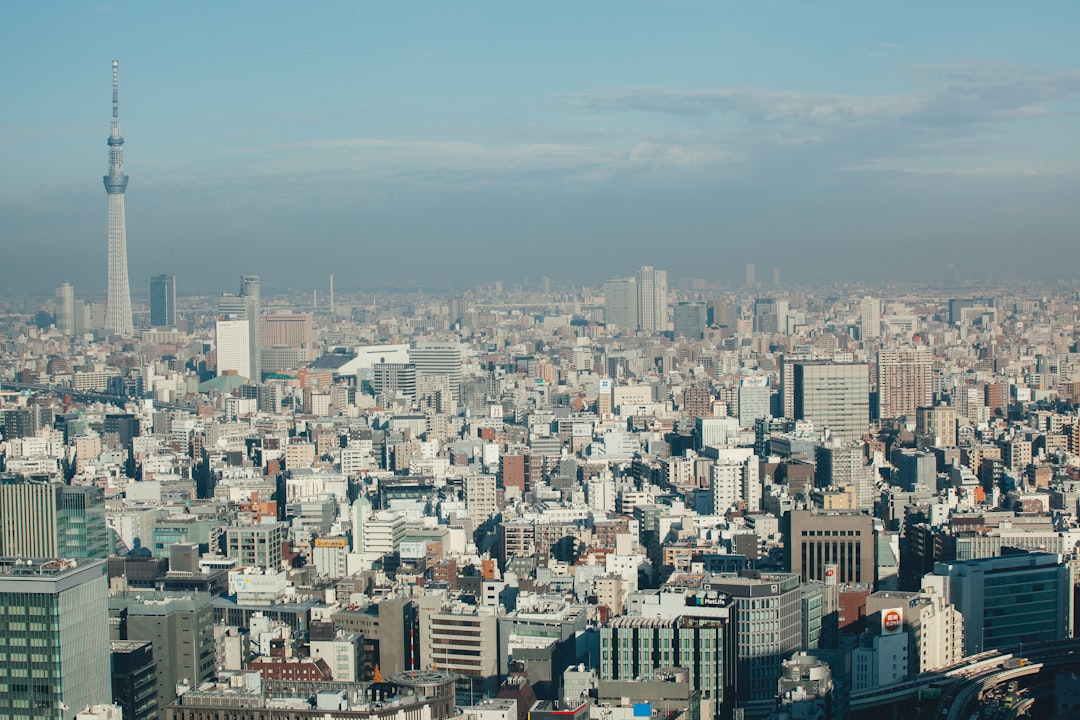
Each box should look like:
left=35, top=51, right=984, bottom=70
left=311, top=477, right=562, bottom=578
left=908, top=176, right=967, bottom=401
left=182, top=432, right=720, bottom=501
left=149, top=274, right=176, bottom=328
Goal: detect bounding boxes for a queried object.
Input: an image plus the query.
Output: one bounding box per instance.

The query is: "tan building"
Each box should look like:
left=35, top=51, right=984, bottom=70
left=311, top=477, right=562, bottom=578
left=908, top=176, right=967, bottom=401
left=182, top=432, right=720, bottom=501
left=877, top=346, right=933, bottom=420
left=915, top=405, right=957, bottom=448
left=789, top=510, right=876, bottom=586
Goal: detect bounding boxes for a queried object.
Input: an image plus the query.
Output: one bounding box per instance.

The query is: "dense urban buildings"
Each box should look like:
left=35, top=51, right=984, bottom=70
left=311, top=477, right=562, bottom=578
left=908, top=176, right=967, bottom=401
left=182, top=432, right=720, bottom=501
left=5, top=254, right=1080, bottom=720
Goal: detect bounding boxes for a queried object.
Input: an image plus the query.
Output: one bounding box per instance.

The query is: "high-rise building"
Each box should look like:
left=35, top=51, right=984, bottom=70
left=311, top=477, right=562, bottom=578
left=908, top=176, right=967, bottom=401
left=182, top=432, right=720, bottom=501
left=111, top=640, right=158, bottom=720
left=790, top=510, right=876, bottom=585
left=214, top=318, right=250, bottom=380
left=240, top=276, right=262, bottom=381
left=932, top=552, right=1071, bottom=656
left=609, top=589, right=738, bottom=720
left=701, top=573, right=803, bottom=705
left=55, top=283, right=75, bottom=335
left=738, top=376, right=771, bottom=428
left=877, top=346, right=933, bottom=420
left=410, top=342, right=463, bottom=408
left=110, top=591, right=215, bottom=713
left=859, top=296, right=880, bottom=340
left=104, top=61, right=133, bottom=336
left=603, top=276, right=638, bottom=331
left=149, top=274, right=175, bottom=328
left=0, top=558, right=111, bottom=720
left=815, top=444, right=876, bottom=511
left=637, top=266, right=668, bottom=332
left=745, top=263, right=756, bottom=286
left=0, top=479, right=108, bottom=558
left=753, top=297, right=785, bottom=334
left=793, top=361, right=870, bottom=442
left=672, top=301, right=707, bottom=339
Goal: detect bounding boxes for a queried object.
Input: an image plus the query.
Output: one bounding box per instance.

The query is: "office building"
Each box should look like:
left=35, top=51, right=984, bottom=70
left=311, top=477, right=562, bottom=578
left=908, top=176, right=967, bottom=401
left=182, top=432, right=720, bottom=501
left=915, top=405, right=957, bottom=448
left=110, top=591, right=215, bottom=713
left=0, top=480, right=108, bottom=558
left=745, top=263, right=755, bottom=286
left=637, top=266, right=668, bottom=333
left=606, top=589, right=737, bottom=720
left=815, top=444, right=876, bottom=511
left=111, top=640, right=157, bottom=720
left=933, top=552, right=1072, bottom=656
left=215, top=318, right=251, bottom=380
left=55, top=282, right=75, bottom=335
left=672, top=301, right=707, bottom=340
left=792, top=361, right=870, bottom=443
left=603, top=276, right=638, bottom=331
left=859, top=297, right=880, bottom=340
left=373, top=363, right=418, bottom=405
left=225, top=522, right=284, bottom=571
left=103, top=61, right=133, bottom=336
left=419, top=600, right=499, bottom=688
left=410, top=343, right=463, bottom=407
left=877, top=346, right=933, bottom=420
left=738, top=376, right=771, bottom=428
left=790, top=510, right=876, bottom=585
left=753, top=297, right=784, bottom=334
left=700, top=573, right=802, bottom=705
left=0, top=558, right=110, bottom=720
left=240, top=276, right=262, bottom=380
left=261, top=311, right=314, bottom=349
left=149, top=274, right=175, bottom=328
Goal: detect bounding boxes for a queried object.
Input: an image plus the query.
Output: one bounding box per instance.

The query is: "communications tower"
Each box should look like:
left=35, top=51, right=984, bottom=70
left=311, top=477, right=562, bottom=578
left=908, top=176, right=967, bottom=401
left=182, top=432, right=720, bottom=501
left=104, top=60, right=134, bottom=336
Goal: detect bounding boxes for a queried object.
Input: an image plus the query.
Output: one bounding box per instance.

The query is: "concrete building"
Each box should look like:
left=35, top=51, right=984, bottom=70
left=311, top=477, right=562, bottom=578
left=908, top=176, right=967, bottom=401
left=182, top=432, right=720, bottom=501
left=215, top=318, right=251, bottom=380
left=603, top=592, right=737, bottom=720
left=419, top=599, right=499, bottom=688
left=637, top=266, right=668, bottom=333
left=915, top=405, right=957, bottom=448
left=789, top=510, right=876, bottom=586
left=699, top=573, right=802, bottom=705
left=0, top=558, right=110, bottom=720
left=110, top=591, right=215, bottom=713
left=603, top=277, right=638, bottom=332
left=225, top=522, right=284, bottom=571
left=792, top=361, right=870, bottom=443
left=738, top=376, right=771, bottom=428
left=56, top=282, right=76, bottom=335
left=877, top=346, right=933, bottom=420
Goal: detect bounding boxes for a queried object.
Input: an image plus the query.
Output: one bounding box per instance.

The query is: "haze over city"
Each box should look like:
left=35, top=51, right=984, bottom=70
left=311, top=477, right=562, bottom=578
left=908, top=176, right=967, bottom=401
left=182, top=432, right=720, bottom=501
left=3, top=1, right=1080, bottom=293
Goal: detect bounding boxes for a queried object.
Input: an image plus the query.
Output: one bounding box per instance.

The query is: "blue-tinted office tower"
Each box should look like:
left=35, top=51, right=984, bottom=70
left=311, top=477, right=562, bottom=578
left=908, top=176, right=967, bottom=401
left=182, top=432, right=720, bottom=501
left=150, top=274, right=176, bottom=328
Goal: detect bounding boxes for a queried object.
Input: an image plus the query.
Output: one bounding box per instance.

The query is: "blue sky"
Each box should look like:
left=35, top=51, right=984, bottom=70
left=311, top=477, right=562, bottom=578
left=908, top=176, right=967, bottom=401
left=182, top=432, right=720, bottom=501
left=2, top=1, right=1079, bottom=295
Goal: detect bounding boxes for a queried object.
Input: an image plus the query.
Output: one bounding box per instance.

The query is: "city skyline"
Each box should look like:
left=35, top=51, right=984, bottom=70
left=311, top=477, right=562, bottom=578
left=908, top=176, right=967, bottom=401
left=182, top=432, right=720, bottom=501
left=2, top=2, right=1080, bottom=294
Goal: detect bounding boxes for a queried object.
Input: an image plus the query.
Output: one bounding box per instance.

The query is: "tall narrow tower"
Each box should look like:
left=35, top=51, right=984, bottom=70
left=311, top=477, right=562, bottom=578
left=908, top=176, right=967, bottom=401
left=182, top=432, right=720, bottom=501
left=104, top=60, right=134, bottom=336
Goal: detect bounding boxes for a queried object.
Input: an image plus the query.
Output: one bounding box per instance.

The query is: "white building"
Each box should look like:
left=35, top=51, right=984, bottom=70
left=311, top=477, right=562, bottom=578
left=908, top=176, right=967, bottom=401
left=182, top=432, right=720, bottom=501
left=216, top=318, right=251, bottom=379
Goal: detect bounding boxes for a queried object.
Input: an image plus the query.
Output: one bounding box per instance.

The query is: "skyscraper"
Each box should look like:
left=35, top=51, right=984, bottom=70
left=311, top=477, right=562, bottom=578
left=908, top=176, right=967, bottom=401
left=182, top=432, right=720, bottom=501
left=215, top=318, right=251, bottom=380
left=745, top=263, right=756, bottom=286
left=240, top=276, right=262, bottom=381
left=793, top=361, right=870, bottom=442
left=672, top=300, right=707, bottom=339
left=0, top=558, right=111, bottom=720
left=55, top=283, right=75, bottom=335
left=0, top=479, right=108, bottom=558
left=603, top=276, right=637, bottom=331
left=859, top=296, right=880, bottom=339
left=637, top=265, right=667, bottom=332
left=104, top=60, right=133, bottom=336
left=149, top=274, right=176, bottom=328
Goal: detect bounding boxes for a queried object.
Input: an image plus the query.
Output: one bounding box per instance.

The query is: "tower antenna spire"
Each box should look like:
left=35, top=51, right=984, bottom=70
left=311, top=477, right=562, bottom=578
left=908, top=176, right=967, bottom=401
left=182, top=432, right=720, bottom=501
left=112, top=60, right=119, bottom=119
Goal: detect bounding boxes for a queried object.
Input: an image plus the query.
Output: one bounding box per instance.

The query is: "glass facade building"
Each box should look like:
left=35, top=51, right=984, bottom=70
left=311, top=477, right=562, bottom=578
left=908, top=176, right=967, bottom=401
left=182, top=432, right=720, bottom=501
left=0, top=558, right=110, bottom=720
